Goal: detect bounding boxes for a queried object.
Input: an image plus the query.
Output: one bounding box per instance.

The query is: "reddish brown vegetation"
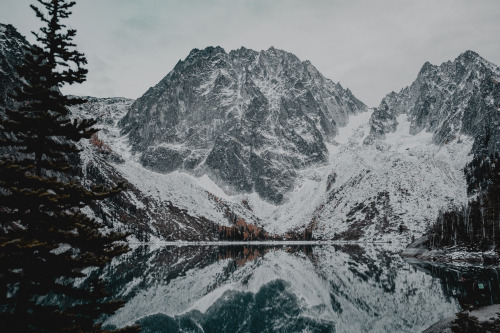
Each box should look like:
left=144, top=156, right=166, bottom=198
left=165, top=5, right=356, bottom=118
left=90, top=133, right=112, bottom=153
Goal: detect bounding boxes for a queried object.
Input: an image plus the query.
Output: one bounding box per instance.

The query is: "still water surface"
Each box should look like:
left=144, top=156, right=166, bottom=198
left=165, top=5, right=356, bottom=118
left=98, top=244, right=500, bottom=332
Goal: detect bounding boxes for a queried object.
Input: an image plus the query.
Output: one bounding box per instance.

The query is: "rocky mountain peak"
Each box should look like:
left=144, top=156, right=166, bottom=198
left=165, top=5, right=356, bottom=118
left=187, top=45, right=226, bottom=60
left=418, top=61, right=436, bottom=75
left=456, top=49, right=481, bottom=63
left=120, top=46, right=366, bottom=203
left=3, top=21, right=497, bottom=243
left=228, top=46, right=258, bottom=59
left=0, top=23, right=25, bottom=41
left=364, top=50, right=500, bottom=151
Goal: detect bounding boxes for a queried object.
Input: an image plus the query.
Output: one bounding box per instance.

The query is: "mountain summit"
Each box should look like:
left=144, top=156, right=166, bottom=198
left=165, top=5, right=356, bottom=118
left=365, top=50, right=500, bottom=153
left=120, top=46, right=366, bottom=203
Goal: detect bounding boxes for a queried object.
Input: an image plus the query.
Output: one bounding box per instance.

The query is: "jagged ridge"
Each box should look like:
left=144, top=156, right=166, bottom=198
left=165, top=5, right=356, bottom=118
left=120, top=46, right=366, bottom=203
left=365, top=50, right=500, bottom=154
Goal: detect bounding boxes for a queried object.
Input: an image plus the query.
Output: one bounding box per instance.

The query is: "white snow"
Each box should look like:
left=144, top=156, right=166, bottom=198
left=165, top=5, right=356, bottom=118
left=75, top=98, right=474, bottom=246
left=317, top=112, right=473, bottom=243
left=115, top=163, right=233, bottom=226
left=334, top=110, right=373, bottom=146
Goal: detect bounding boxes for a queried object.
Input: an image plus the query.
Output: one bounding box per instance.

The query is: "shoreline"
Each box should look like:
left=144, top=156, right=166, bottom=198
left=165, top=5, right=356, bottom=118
left=127, top=240, right=401, bottom=247
left=423, top=304, right=500, bottom=333
left=401, top=236, right=500, bottom=267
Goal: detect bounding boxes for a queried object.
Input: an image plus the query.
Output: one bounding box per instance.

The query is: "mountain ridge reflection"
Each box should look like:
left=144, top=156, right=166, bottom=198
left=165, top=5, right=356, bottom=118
left=101, top=244, right=469, bottom=333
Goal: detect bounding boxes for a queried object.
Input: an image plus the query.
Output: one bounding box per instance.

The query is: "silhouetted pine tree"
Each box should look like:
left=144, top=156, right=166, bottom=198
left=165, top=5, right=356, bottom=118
left=0, top=1, right=139, bottom=332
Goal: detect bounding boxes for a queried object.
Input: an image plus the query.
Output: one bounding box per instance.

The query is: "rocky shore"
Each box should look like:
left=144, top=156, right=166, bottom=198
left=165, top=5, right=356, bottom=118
left=401, top=236, right=500, bottom=266
left=423, top=304, right=500, bottom=333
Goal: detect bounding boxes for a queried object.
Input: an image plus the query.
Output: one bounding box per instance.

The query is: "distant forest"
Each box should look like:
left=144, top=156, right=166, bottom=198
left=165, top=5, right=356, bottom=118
left=430, top=146, right=500, bottom=252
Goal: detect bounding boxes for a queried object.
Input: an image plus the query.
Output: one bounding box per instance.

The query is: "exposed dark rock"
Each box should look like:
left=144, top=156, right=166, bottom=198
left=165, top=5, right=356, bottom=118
left=0, top=23, right=28, bottom=112
left=120, top=46, right=366, bottom=203
left=365, top=50, right=500, bottom=155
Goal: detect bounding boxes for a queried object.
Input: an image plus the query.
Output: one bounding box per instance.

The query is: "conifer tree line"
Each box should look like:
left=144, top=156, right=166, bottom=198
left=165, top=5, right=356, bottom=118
left=429, top=151, right=500, bottom=252
left=0, top=1, right=139, bottom=332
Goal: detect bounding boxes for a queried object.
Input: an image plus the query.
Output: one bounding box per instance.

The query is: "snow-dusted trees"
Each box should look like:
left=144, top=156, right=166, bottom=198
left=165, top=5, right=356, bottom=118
left=0, top=1, right=138, bottom=331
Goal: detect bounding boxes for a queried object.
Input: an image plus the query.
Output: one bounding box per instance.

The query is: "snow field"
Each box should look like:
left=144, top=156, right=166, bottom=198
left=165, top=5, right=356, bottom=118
left=77, top=97, right=473, bottom=246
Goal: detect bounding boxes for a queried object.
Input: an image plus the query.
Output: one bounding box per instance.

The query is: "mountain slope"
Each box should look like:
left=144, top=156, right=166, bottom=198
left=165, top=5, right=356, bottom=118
left=0, top=24, right=229, bottom=242
left=311, top=51, right=500, bottom=242
left=120, top=46, right=366, bottom=203
left=0, top=23, right=29, bottom=110
left=316, top=112, right=472, bottom=242
left=74, top=97, right=225, bottom=242
left=81, top=97, right=470, bottom=243
left=364, top=50, right=500, bottom=154
left=73, top=49, right=499, bottom=244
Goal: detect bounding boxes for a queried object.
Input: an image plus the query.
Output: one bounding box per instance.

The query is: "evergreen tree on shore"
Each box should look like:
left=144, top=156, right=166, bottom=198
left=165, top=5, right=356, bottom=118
left=0, top=1, right=139, bottom=331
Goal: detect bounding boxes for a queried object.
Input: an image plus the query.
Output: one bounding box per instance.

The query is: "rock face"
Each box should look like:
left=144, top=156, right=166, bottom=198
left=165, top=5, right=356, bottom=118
left=73, top=97, right=223, bottom=242
left=0, top=23, right=29, bottom=111
left=67, top=50, right=500, bottom=243
left=365, top=50, right=500, bottom=155
left=120, top=46, right=366, bottom=203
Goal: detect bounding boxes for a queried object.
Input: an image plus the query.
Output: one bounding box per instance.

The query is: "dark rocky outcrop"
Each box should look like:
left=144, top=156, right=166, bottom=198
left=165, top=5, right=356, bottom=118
left=0, top=23, right=29, bottom=114
left=120, top=46, right=366, bottom=203
left=365, top=50, right=500, bottom=155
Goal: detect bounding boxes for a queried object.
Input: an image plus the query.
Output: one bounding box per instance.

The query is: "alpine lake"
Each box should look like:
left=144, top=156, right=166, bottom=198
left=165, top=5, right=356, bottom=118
left=92, top=243, right=500, bottom=333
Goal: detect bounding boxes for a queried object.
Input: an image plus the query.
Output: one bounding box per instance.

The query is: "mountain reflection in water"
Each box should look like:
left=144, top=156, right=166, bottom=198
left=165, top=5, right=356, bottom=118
left=98, top=244, right=499, bottom=333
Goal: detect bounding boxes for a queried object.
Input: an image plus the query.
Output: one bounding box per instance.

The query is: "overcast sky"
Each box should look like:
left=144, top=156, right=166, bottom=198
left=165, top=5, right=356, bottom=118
left=1, top=0, right=499, bottom=107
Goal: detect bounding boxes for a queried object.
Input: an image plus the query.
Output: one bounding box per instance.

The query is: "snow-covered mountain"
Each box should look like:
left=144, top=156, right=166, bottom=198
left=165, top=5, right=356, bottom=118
left=2, top=22, right=499, bottom=244
left=365, top=50, right=500, bottom=154
left=0, top=23, right=28, bottom=110
left=0, top=25, right=226, bottom=242
left=75, top=97, right=224, bottom=242
left=120, top=46, right=366, bottom=204
left=71, top=50, right=500, bottom=244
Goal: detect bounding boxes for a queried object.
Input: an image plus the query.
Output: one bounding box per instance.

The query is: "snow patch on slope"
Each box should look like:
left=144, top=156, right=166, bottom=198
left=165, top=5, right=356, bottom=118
left=79, top=97, right=473, bottom=244
left=318, top=112, right=473, bottom=243
left=115, top=163, right=232, bottom=226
